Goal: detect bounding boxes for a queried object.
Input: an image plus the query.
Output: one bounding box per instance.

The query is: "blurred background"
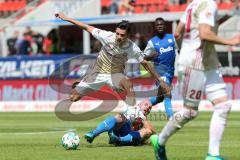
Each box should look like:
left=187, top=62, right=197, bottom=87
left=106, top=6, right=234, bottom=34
left=0, top=0, right=239, bottom=112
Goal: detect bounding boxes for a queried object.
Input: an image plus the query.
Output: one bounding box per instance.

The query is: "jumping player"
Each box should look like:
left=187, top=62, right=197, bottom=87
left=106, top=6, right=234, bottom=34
left=55, top=13, right=170, bottom=109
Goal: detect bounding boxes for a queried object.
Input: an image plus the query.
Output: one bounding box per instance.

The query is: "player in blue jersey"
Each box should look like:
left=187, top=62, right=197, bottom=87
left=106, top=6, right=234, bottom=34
left=142, top=17, right=177, bottom=119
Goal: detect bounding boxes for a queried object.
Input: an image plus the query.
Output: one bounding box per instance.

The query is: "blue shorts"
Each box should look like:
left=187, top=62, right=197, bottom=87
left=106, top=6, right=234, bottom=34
left=156, top=72, right=173, bottom=87
left=113, top=120, right=132, bottom=137
left=112, top=120, right=142, bottom=145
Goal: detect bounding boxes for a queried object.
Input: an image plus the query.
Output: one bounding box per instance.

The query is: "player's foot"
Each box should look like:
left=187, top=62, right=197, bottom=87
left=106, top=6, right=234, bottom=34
left=84, top=131, right=96, bottom=144
left=150, top=134, right=167, bottom=160
left=108, top=131, right=120, bottom=144
left=205, top=154, right=225, bottom=160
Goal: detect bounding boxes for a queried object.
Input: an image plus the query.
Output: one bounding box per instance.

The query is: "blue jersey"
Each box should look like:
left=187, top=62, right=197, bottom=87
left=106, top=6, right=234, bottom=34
left=144, top=34, right=176, bottom=84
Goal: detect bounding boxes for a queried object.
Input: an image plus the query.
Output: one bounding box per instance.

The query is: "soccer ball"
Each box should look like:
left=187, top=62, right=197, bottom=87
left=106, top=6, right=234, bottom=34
left=61, top=132, right=80, bottom=150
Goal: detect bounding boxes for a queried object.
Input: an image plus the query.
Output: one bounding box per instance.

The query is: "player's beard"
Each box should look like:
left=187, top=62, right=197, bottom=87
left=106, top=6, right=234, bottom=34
left=116, top=38, right=122, bottom=44
left=116, top=39, right=125, bottom=47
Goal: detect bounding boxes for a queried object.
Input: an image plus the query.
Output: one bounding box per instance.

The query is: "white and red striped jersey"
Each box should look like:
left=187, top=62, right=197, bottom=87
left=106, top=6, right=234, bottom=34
left=178, top=0, right=219, bottom=70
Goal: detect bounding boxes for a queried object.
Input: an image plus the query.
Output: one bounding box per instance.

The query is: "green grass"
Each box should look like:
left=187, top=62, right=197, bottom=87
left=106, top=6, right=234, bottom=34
left=0, top=112, right=239, bottom=160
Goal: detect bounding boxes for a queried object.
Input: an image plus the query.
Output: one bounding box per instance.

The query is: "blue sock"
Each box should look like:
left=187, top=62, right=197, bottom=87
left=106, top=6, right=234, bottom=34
left=149, top=96, right=159, bottom=106
left=119, top=131, right=141, bottom=145
left=149, top=95, right=164, bottom=106
left=164, top=97, right=173, bottom=118
left=93, top=116, right=117, bottom=136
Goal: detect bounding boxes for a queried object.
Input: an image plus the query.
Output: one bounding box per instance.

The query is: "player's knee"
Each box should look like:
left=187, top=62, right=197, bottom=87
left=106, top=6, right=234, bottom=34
left=173, top=107, right=198, bottom=128
left=69, top=94, right=81, bottom=102
left=182, top=107, right=198, bottom=119
left=165, top=90, right=171, bottom=97
left=157, top=95, right=164, bottom=103
left=214, top=101, right=232, bottom=119
left=158, top=87, right=171, bottom=99
left=121, top=79, right=133, bottom=90
left=70, top=89, right=81, bottom=102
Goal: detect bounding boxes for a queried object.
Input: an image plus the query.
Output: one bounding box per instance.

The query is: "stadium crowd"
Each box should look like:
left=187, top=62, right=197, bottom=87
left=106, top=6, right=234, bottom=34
left=5, top=0, right=239, bottom=56
left=6, top=26, right=147, bottom=56
left=102, top=0, right=238, bottom=15
left=6, top=26, right=61, bottom=56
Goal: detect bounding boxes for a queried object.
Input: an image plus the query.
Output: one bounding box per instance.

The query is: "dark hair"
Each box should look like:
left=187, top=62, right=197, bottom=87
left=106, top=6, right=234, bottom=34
left=116, top=20, right=130, bottom=33
left=155, top=17, right=165, bottom=23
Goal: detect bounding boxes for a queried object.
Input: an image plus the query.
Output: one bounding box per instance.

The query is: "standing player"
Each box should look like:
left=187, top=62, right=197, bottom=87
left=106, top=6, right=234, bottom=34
left=143, top=17, right=176, bottom=119
left=55, top=13, right=170, bottom=108
left=150, top=0, right=240, bottom=160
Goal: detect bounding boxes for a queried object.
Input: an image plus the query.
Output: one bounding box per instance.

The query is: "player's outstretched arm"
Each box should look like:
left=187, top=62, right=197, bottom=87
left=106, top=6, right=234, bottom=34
left=55, top=13, right=95, bottom=33
left=199, top=24, right=240, bottom=46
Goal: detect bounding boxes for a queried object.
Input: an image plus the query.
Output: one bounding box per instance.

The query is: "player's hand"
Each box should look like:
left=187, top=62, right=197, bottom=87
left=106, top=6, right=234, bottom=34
left=174, top=31, right=181, bottom=40
left=228, top=35, right=240, bottom=46
left=55, top=13, right=69, bottom=21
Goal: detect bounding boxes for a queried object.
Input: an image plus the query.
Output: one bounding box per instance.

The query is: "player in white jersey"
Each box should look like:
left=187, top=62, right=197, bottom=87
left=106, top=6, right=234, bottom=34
left=55, top=13, right=170, bottom=107
left=150, top=0, right=240, bottom=160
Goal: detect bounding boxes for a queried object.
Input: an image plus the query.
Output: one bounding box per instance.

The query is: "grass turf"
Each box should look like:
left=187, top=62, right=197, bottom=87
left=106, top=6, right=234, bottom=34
left=0, top=112, right=239, bottom=160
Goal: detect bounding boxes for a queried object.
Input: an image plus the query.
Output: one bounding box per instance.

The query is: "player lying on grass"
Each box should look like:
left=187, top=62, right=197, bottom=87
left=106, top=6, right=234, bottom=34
left=84, top=99, right=155, bottom=146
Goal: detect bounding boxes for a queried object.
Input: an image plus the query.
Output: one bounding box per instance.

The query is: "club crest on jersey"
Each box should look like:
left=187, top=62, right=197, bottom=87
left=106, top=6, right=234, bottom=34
left=168, top=39, right=173, bottom=43
left=96, top=29, right=101, bottom=34
left=159, top=46, right=174, bottom=54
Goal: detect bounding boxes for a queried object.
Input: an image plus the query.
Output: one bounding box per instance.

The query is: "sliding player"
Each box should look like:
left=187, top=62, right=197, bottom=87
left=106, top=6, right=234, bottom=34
left=85, top=99, right=155, bottom=145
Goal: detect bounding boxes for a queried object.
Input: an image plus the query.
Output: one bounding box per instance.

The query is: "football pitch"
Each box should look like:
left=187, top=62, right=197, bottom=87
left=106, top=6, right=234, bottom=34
left=0, top=112, right=239, bottom=160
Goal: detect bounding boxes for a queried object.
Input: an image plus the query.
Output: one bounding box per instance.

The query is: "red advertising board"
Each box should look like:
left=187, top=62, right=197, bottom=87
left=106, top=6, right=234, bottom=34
left=0, top=77, right=239, bottom=101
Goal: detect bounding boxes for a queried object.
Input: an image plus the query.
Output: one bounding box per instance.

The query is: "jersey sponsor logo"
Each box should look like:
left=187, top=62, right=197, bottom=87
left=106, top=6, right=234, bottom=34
left=168, top=39, right=173, bottom=43
left=154, top=42, right=160, bottom=46
left=96, top=29, right=101, bottom=34
left=159, top=46, right=174, bottom=54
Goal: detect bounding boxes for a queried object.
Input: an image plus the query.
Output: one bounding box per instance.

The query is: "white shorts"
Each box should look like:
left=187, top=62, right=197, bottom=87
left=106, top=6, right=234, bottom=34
left=178, top=65, right=227, bottom=108
left=75, top=73, right=125, bottom=95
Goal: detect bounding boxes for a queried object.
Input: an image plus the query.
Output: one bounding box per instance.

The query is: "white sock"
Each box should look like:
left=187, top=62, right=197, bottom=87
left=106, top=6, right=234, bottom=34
left=158, top=120, right=180, bottom=146
left=208, top=102, right=231, bottom=156
left=158, top=108, right=198, bottom=146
